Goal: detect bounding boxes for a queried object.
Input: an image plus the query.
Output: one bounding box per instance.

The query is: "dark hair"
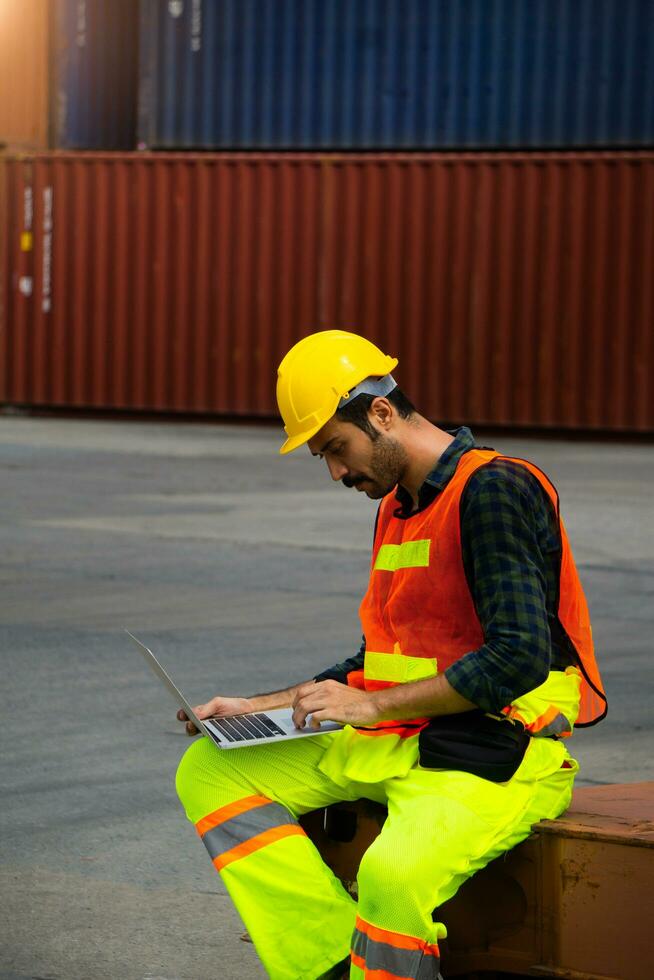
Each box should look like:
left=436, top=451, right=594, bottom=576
left=335, top=386, right=416, bottom=439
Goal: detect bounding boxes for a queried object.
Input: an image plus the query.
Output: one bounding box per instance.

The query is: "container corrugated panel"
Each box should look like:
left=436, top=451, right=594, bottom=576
left=51, top=0, right=139, bottom=149
left=1, top=152, right=652, bottom=431
left=138, top=0, right=654, bottom=150
left=0, top=0, right=50, bottom=149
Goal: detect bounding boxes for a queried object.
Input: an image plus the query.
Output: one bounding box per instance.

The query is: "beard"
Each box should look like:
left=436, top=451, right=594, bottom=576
left=342, top=432, right=408, bottom=499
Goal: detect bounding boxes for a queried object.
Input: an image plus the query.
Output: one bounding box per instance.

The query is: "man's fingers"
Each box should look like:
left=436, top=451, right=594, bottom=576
left=192, top=701, right=213, bottom=720
left=292, top=706, right=306, bottom=728
left=292, top=702, right=332, bottom=729
left=177, top=707, right=198, bottom=734
left=292, top=689, right=329, bottom=728
left=178, top=706, right=202, bottom=733
left=308, top=709, right=330, bottom=726
left=178, top=703, right=208, bottom=721
left=292, top=710, right=321, bottom=729
left=292, top=698, right=311, bottom=728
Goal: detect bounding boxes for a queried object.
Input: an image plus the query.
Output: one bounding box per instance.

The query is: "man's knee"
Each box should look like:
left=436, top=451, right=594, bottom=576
left=175, top=737, right=225, bottom=817
left=357, top=835, right=417, bottom=917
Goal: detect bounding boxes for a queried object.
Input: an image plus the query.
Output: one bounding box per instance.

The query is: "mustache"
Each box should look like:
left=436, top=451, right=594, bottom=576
left=342, top=474, right=366, bottom=489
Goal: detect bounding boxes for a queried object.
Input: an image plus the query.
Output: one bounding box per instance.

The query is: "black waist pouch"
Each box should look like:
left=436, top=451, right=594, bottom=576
left=418, top=710, right=530, bottom=783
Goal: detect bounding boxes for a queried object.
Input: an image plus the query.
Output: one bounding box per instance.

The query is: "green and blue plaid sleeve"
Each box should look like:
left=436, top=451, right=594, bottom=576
left=444, top=460, right=561, bottom=713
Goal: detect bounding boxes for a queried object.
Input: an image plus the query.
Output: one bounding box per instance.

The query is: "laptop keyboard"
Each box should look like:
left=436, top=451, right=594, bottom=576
left=208, top=712, right=287, bottom=743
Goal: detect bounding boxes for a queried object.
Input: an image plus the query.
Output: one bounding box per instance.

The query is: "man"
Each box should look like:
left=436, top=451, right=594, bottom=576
left=176, top=330, right=606, bottom=980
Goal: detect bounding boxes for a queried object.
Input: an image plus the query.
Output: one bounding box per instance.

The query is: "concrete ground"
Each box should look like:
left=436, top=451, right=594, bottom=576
left=0, top=416, right=652, bottom=980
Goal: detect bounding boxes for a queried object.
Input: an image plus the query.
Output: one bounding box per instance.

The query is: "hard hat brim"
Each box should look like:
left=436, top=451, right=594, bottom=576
left=279, top=415, right=331, bottom=455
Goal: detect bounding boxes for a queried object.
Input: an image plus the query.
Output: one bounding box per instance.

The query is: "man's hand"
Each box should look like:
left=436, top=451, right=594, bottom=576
left=292, top=680, right=380, bottom=729
left=177, top=696, right=254, bottom=736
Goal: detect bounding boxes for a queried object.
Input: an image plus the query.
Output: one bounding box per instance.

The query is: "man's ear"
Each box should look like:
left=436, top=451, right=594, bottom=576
left=368, top=396, right=393, bottom=431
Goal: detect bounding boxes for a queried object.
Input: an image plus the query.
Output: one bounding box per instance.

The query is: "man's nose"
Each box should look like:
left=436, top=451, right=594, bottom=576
left=326, top=457, right=348, bottom=482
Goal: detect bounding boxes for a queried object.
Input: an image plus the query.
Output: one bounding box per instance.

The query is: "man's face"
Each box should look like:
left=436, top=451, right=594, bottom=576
left=307, top=415, right=407, bottom=499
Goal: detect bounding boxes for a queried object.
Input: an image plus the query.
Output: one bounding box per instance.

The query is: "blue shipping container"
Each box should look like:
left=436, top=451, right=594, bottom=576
left=51, top=0, right=139, bottom=149
left=137, top=0, right=654, bottom=150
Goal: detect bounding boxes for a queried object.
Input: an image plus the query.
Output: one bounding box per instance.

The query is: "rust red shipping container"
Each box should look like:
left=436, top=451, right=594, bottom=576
left=1, top=152, right=652, bottom=431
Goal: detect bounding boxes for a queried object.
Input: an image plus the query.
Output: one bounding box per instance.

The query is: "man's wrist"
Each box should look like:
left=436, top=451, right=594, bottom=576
left=248, top=680, right=316, bottom=712
left=368, top=688, right=390, bottom=721
left=365, top=675, right=477, bottom=723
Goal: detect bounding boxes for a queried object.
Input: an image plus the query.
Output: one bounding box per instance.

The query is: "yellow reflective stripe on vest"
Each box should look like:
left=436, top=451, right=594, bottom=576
left=374, top=539, right=431, bottom=572
left=506, top=667, right=582, bottom=737
left=365, top=650, right=438, bottom=684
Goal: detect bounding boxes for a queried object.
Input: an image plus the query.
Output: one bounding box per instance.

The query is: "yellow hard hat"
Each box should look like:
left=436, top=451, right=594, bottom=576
left=276, top=330, right=398, bottom=455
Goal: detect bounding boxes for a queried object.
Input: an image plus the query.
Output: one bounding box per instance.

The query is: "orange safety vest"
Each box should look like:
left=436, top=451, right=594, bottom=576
left=351, top=449, right=607, bottom=738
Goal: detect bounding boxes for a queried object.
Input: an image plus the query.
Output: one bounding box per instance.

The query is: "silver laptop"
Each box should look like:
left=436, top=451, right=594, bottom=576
left=126, top=630, right=343, bottom=749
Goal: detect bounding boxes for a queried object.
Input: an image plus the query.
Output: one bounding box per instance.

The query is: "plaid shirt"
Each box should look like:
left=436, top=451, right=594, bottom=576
left=315, top=427, right=577, bottom=714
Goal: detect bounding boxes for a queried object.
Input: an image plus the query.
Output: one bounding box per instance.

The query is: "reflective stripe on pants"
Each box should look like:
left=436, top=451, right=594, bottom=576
left=196, top=793, right=305, bottom=871
left=351, top=916, right=440, bottom=979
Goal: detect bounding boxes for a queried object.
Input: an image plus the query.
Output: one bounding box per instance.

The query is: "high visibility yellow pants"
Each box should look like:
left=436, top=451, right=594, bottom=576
left=176, top=727, right=577, bottom=980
